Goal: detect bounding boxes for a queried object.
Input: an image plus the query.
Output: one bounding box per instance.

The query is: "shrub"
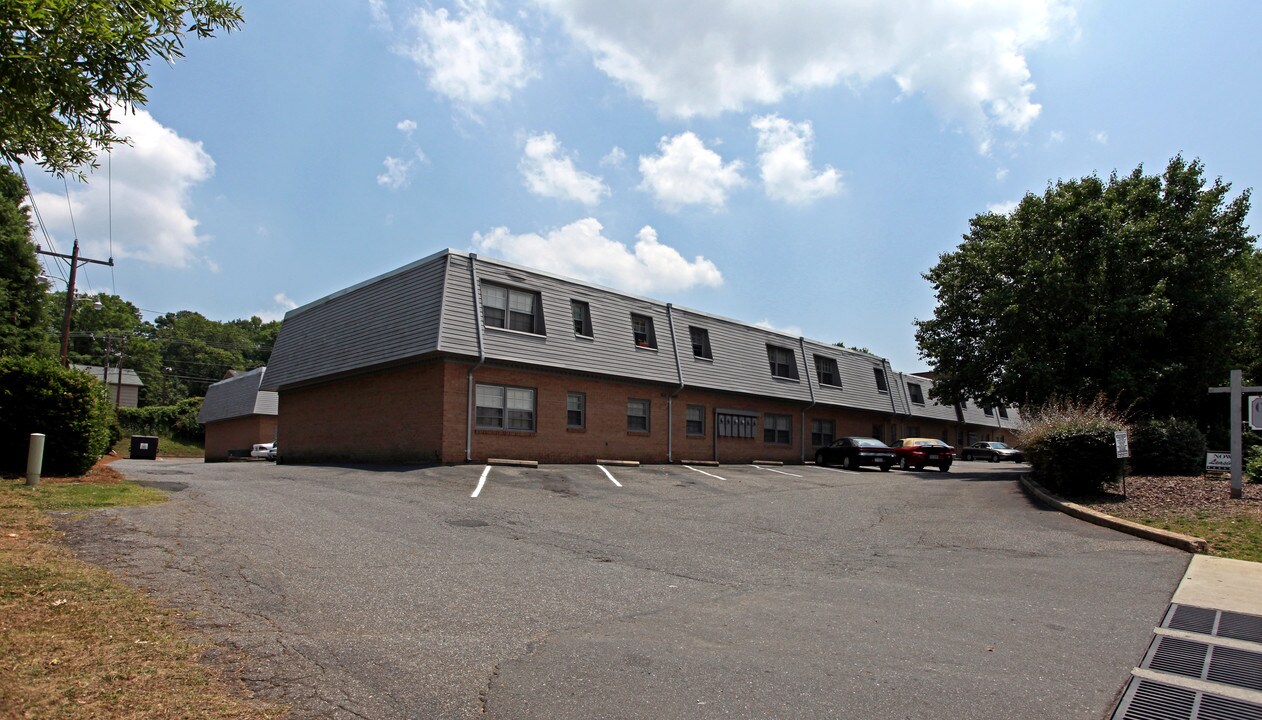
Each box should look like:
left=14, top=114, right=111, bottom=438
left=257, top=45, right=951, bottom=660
left=0, top=356, right=113, bottom=476
left=1129, top=417, right=1207, bottom=475
left=117, top=397, right=204, bottom=443
left=1247, top=446, right=1262, bottom=484
left=1021, top=395, right=1129, bottom=495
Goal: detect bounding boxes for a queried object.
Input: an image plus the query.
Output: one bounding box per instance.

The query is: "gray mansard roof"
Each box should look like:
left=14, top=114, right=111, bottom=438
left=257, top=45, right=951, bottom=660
left=73, top=364, right=144, bottom=387
left=198, top=366, right=278, bottom=424
left=264, top=249, right=1020, bottom=427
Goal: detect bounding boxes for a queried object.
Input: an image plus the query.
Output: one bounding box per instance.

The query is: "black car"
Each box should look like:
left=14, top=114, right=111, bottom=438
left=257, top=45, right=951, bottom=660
left=959, top=441, right=1024, bottom=463
left=815, top=437, right=896, bottom=471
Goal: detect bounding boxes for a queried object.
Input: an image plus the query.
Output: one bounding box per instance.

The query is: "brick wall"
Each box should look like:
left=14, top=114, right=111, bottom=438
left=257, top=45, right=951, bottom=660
left=203, top=416, right=278, bottom=462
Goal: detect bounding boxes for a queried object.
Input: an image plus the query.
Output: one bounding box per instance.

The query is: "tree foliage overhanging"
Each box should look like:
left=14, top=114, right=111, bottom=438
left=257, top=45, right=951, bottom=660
left=915, top=156, right=1261, bottom=420
left=0, top=0, right=243, bottom=176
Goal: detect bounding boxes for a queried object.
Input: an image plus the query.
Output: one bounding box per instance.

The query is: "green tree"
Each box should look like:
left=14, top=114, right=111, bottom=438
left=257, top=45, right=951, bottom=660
left=0, top=165, right=51, bottom=357
left=0, top=0, right=243, bottom=176
left=915, top=156, right=1256, bottom=420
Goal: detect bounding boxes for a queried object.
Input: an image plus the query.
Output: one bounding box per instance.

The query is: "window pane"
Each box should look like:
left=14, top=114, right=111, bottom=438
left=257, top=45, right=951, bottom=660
left=506, top=388, right=534, bottom=410
left=627, top=399, right=649, bottom=431
left=476, top=384, right=504, bottom=408
left=483, top=285, right=506, bottom=309
left=873, top=368, right=888, bottom=392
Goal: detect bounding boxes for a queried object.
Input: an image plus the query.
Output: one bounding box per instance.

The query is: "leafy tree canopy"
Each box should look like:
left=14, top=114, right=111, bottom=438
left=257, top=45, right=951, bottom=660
left=0, top=0, right=243, bottom=176
left=0, top=165, right=50, bottom=356
left=915, top=156, right=1259, bottom=420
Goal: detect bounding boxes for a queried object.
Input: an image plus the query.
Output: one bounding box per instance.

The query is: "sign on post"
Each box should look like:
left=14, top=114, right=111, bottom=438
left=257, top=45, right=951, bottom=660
left=1114, top=431, right=1130, bottom=459
left=1251, top=395, right=1262, bottom=431
left=1207, top=452, right=1233, bottom=472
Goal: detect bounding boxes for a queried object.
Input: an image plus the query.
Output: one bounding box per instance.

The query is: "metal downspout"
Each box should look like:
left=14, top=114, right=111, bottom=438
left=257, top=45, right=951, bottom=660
left=665, top=303, right=685, bottom=463
left=799, top=337, right=816, bottom=463
left=882, top=358, right=899, bottom=439
left=466, top=253, right=486, bottom=463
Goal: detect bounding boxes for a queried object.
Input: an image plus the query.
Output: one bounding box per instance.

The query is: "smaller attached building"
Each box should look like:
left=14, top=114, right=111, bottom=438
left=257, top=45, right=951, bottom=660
left=73, top=364, right=143, bottom=408
left=198, top=367, right=278, bottom=462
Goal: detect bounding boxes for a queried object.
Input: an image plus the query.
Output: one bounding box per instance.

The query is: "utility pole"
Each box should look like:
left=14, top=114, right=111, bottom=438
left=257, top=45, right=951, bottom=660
left=37, top=240, right=113, bottom=367
left=1209, top=369, right=1262, bottom=499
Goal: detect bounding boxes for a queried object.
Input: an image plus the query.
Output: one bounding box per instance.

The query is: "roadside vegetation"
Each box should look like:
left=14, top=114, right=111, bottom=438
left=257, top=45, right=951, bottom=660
left=0, top=461, right=285, bottom=720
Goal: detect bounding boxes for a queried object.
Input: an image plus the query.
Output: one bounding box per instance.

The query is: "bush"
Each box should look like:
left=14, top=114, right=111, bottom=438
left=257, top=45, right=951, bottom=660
left=1247, top=446, right=1262, bottom=484
left=1021, top=396, right=1129, bottom=495
left=117, top=397, right=204, bottom=443
left=0, top=356, right=112, bottom=476
left=1130, top=417, right=1207, bottom=475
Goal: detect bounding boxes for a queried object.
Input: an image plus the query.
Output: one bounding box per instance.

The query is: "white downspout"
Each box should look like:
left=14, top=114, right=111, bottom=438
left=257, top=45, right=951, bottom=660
left=466, top=254, right=486, bottom=463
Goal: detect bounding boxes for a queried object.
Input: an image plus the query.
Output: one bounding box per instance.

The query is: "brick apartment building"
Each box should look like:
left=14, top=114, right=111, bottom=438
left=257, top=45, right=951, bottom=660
left=263, top=249, right=1020, bottom=465
left=198, top=366, right=278, bottom=461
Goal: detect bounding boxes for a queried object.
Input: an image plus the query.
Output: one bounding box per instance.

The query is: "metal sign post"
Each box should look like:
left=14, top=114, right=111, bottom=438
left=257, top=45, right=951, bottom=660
left=1208, top=369, right=1262, bottom=499
left=1114, top=430, right=1130, bottom=498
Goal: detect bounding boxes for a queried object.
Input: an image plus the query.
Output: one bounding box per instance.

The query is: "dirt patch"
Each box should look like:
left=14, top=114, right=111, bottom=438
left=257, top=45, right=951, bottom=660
left=1071, top=474, right=1262, bottom=519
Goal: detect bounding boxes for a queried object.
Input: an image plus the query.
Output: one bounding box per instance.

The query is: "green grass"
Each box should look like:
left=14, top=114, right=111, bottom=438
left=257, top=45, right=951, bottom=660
left=8, top=481, right=168, bottom=511
left=1138, top=513, right=1262, bottom=563
left=111, top=434, right=204, bottom=458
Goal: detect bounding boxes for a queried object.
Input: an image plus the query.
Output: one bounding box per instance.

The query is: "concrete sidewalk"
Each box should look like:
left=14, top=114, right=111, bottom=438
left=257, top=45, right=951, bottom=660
left=1111, top=555, right=1262, bottom=719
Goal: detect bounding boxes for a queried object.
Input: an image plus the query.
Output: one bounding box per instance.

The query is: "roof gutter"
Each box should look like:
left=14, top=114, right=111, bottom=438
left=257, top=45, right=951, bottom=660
left=665, top=303, right=685, bottom=463
left=466, top=253, right=486, bottom=463
left=799, top=336, right=816, bottom=463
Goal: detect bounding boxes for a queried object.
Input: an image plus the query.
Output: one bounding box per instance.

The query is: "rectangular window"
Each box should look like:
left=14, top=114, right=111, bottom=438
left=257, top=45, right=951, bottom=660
left=717, top=412, right=757, bottom=438
left=567, top=392, right=585, bottom=428
left=906, top=426, right=920, bottom=437
left=631, top=313, right=657, bottom=349
left=764, top=414, right=792, bottom=444
left=571, top=300, right=592, bottom=337
left=482, top=282, right=543, bottom=334
left=475, top=384, right=535, bottom=431
left=907, top=382, right=925, bottom=405
left=998, top=406, right=1009, bottom=419
left=983, top=405, right=995, bottom=417
left=873, top=367, right=889, bottom=393
left=627, top=398, right=650, bottom=432
left=815, top=356, right=840, bottom=387
left=686, top=404, right=705, bottom=436
left=811, top=419, right=835, bottom=447
left=871, top=424, right=883, bottom=442
left=689, top=326, right=713, bottom=359
left=766, top=345, right=799, bottom=379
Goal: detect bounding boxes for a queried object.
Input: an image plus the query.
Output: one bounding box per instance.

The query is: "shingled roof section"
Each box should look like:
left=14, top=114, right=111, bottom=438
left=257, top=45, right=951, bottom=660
left=198, top=367, right=278, bottom=424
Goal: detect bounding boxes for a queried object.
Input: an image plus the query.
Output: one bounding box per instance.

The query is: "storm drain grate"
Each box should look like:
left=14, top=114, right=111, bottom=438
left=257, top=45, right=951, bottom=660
left=1142, top=637, right=1262, bottom=694
left=1112, top=679, right=1262, bottom=720
left=1164, top=606, right=1262, bottom=644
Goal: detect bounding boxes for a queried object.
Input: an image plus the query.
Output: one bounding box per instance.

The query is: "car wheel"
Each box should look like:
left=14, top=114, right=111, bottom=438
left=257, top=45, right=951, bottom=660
left=989, top=454, right=1000, bottom=463
left=960, top=451, right=970, bottom=461
left=815, top=452, right=827, bottom=467
left=899, top=457, right=910, bottom=470
left=879, top=464, right=891, bottom=472
left=842, top=455, right=857, bottom=470
left=939, top=464, right=951, bottom=472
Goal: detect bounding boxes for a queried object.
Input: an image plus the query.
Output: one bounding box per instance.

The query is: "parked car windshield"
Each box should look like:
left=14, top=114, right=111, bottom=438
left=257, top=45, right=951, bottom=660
left=988, top=442, right=1012, bottom=449
left=853, top=438, right=890, bottom=448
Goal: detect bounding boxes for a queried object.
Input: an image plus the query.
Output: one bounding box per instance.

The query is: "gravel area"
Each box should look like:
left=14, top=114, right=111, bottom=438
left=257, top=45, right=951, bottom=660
left=1074, top=474, right=1262, bottom=519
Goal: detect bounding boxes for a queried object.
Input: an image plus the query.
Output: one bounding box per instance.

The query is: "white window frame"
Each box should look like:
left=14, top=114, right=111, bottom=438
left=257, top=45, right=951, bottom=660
left=475, top=383, right=536, bottom=431
left=685, top=404, right=705, bottom=436
left=766, top=345, right=799, bottom=380
left=627, top=398, right=650, bottom=432
left=482, top=283, right=543, bottom=334
left=567, top=392, right=585, bottom=428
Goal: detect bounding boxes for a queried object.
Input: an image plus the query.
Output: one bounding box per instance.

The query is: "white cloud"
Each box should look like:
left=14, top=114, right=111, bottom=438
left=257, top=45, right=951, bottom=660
left=471, top=218, right=722, bottom=293
left=754, top=319, right=803, bottom=338
left=751, top=114, right=840, bottom=205
left=539, top=0, right=1074, bottom=148
left=368, top=0, right=392, bottom=31
left=601, top=146, right=626, bottom=167
left=396, top=118, right=418, bottom=135
left=1092, top=130, right=1108, bottom=144
left=519, top=132, right=609, bottom=205
left=30, top=107, right=214, bottom=268
left=377, top=155, right=414, bottom=190
left=638, top=132, right=746, bottom=211
left=404, top=0, right=532, bottom=106
left=988, top=200, right=1018, bottom=215
left=255, top=292, right=300, bottom=322
left=995, top=167, right=1009, bottom=181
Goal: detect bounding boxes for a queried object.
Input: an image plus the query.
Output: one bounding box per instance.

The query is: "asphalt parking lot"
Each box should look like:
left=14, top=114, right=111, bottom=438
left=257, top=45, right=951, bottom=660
left=61, top=458, right=1190, bottom=719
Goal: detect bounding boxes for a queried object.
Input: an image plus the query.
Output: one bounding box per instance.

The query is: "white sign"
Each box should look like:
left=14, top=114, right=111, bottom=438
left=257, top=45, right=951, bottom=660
left=1251, top=395, right=1262, bottom=431
left=1114, top=431, right=1130, bottom=459
left=1207, top=452, right=1232, bottom=472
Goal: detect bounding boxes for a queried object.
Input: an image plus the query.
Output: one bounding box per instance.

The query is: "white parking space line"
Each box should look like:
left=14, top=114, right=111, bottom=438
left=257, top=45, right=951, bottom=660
left=683, top=465, right=727, bottom=481
left=596, top=465, right=623, bottom=488
left=750, top=464, right=802, bottom=477
left=810, top=465, right=860, bottom=475
left=471, top=465, right=491, bottom=498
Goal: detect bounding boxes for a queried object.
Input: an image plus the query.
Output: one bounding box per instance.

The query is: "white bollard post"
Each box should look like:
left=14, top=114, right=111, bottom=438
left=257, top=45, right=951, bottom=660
left=26, top=433, right=45, bottom=487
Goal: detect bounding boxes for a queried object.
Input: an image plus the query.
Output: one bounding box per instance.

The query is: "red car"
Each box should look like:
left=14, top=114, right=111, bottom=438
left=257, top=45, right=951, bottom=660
left=890, top=438, right=954, bottom=472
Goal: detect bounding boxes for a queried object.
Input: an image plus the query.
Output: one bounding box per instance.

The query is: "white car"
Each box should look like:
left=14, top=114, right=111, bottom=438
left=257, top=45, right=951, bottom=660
left=251, top=443, right=275, bottom=459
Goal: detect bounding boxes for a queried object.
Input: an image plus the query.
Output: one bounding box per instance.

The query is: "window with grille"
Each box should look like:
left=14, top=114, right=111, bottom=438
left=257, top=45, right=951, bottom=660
left=766, top=345, right=799, bottom=379
left=815, top=356, right=840, bottom=387
left=907, top=382, right=925, bottom=405
left=627, top=398, right=650, bottom=431
left=631, top=314, right=657, bottom=349
left=482, top=283, right=543, bottom=334
left=475, top=384, right=535, bottom=431
left=571, top=300, right=592, bottom=337
left=690, top=327, right=712, bottom=359
left=686, top=405, right=705, bottom=436
left=764, top=414, right=792, bottom=444
left=567, top=392, right=585, bottom=428
left=811, top=419, right=835, bottom=446
left=873, top=367, right=889, bottom=392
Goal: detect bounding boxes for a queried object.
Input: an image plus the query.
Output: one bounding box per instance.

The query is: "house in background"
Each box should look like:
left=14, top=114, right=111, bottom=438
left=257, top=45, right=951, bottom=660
left=72, top=363, right=144, bottom=408
left=198, top=367, right=278, bottom=462
left=262, top=249, right=1021, bottom=466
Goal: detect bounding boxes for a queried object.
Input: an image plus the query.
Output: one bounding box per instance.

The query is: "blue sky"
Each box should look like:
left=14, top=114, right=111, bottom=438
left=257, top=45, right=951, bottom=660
left=25, top=0, right=1262, bottom=372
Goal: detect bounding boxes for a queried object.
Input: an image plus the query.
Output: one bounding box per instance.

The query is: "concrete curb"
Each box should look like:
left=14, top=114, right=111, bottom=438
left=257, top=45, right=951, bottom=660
left=752, top=460, right=784, bottom=466
left=679, top=459, right=720, bottom=467
left=487, top=458, right=538, bottom=468
left=1019, top=475, right=1208, bottom=553
left=596, top=459, right=639, bottom=467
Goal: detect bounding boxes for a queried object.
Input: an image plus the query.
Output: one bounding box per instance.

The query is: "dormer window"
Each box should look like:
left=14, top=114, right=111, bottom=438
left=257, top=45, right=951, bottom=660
left=766, top=344, right=799, bottom=380
left=482, top=283, right=544, bottom=334
left=815, top=356, right=840, bottom=387
left=690, top=326, right=712, bottom=359
left=631, top=313, right=657, bottom=349
left=571, top=300, right=593, bottom=337
left=873, top=367, right=889, bottom=393
left=907, top=382, right=925, bottom=405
